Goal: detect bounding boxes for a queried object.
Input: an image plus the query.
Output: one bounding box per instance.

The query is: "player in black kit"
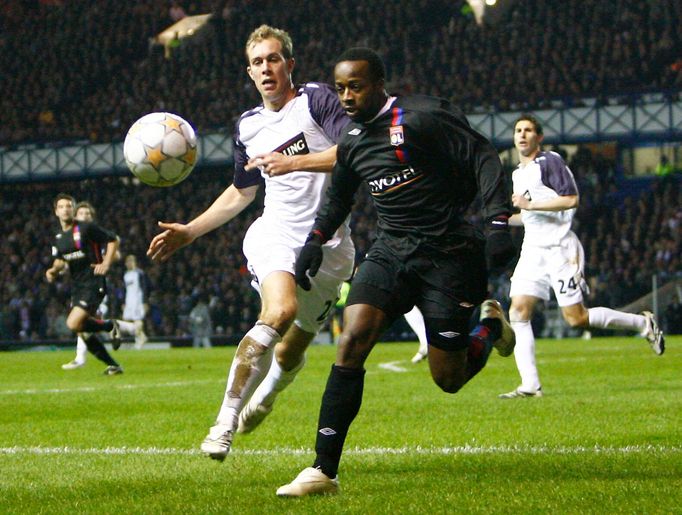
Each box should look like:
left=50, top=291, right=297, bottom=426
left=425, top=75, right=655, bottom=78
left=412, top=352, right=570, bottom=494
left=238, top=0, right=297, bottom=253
left=46, top=193, right=124, bottom=375
left=277, top=48, right=517, bottom=496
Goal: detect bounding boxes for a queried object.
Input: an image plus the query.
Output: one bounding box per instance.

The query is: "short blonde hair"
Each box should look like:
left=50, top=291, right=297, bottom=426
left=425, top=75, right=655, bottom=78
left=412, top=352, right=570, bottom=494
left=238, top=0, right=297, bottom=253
left=245, top=24, right=293, bottom=61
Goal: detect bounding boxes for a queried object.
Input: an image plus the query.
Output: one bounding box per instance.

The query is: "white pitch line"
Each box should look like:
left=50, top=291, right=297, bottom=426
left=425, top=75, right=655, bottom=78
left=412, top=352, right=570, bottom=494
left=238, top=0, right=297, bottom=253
left=0, top=379, right=221, bottom=396
left=377, top=361, right=409, bottom=373
left=1, top=444, right=680, bottom=457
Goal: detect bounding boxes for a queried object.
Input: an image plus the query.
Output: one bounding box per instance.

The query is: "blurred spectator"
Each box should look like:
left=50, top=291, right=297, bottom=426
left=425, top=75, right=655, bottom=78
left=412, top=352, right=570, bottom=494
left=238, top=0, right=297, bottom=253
left=189, top=293, right=212, bottom=348
left=0, top=0, right=680, bottom=145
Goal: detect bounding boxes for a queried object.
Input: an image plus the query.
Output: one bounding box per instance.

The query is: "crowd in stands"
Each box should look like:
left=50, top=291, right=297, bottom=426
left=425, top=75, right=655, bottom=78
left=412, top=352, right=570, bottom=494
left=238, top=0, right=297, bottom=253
left=1, top=0, right=680, bottom=146
left=0, top=155, right=680, bottom=343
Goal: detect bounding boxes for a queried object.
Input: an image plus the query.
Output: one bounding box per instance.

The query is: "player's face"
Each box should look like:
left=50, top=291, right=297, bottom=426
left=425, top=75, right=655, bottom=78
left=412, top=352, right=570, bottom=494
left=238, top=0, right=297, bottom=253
left=246, top=38, right=295, bottom=109
left=75, top=207, right=93, bottom=222
left=54, top=199, right=74, bottom=224
left=334, top=60, right=386, bottom=122
left=514, top=120, right=543, bottom=158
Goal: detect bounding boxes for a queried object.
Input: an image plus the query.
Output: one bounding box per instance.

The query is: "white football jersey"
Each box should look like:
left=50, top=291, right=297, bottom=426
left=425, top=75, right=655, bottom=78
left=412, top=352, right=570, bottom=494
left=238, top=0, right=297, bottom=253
left=123, top=268, right=147, bottom=321
left=233, top=83, right=351, bottom=248
left=512, top=151, right=579, bottom=248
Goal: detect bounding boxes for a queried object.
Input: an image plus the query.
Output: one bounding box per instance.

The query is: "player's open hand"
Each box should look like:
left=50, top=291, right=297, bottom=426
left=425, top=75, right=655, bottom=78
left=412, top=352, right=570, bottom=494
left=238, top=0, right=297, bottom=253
left=512, top=194, right=531, bottom=210
left=147, top=221, right=195, bottom=262
left=245, top=152, right=295, bottom=177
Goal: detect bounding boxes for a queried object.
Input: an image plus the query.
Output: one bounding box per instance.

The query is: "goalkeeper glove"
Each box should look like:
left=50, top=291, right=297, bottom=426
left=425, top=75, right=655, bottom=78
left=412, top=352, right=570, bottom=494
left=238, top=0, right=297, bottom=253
left=295, top=231, right=325, bottom=291
left=485, top=216, right=516, bottom=272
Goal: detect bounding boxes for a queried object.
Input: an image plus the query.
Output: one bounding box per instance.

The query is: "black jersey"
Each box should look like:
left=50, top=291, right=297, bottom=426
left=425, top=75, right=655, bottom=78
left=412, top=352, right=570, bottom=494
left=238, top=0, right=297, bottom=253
left=313, top=95, right=511, bottom=255
left=51, top=221, right=118, bottom=285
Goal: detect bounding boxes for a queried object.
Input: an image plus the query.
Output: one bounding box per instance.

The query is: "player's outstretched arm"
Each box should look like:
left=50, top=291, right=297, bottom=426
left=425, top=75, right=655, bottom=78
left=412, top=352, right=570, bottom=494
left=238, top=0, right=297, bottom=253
left=147, top=184, right=258, bottom=262
left=512, top=194, right=578, bottom=212
left=246, top=145, right=338, bottom=177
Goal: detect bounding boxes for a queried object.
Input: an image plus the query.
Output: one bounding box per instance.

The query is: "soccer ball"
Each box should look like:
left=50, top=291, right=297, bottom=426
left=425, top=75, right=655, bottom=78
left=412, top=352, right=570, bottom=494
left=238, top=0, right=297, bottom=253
left=123, top=112, right=198, bottom=187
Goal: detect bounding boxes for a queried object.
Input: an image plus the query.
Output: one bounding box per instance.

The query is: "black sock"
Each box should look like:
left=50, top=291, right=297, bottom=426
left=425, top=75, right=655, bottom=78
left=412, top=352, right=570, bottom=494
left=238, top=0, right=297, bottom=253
left=313, top=365, right=365, bottom=478
left=81, top=318, right=114, bottom=333
left=85, top=334, right=118, bottom=366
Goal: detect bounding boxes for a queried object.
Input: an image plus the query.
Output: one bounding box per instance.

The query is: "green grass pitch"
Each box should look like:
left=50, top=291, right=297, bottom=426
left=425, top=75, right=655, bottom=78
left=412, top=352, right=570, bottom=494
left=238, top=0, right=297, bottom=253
left=1, top=336, right=680, bottom=514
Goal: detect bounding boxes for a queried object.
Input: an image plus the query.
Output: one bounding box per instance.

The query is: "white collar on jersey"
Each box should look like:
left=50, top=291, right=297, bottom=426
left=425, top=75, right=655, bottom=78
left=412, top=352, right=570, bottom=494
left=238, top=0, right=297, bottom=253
left=367, top=96, right=397, bottom=123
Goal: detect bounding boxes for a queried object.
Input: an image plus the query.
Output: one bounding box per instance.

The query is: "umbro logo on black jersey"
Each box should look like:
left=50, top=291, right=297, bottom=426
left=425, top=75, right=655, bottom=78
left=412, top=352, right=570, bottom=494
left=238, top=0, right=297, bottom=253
left=348, top=128, right=362, bottom=135
left=438, top=331, right=460, bottom=338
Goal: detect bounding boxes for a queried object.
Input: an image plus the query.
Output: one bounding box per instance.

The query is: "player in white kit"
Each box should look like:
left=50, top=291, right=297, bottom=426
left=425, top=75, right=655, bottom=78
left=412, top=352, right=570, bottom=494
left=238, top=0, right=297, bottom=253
left=147, top=25, right=354, bottom=459
left=122, top=255, right=149, bottom=349
left=500, top=115, right=665, bottom=399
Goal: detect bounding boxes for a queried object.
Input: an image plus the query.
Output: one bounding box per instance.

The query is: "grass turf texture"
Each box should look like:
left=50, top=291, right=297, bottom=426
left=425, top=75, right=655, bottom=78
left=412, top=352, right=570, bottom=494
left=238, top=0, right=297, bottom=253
left=1, top=336, right=680, bottom=513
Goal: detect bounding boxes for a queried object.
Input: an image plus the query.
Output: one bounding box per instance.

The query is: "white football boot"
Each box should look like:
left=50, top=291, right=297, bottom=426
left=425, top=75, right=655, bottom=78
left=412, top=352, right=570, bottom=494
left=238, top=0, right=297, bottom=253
left=276, top=467, right=339, bottom=497
left=200, top=423, right=233, bottom=461
left=641, top=311, right=665, bottom=355
left=479, top=300, right=516, bottom=357
left=237, top=402, right=273, bottom=434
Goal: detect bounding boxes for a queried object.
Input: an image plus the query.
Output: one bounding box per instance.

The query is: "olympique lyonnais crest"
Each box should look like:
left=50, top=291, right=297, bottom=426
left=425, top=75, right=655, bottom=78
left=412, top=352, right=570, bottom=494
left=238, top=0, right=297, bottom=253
left=389, top=125, right=404, bottom=146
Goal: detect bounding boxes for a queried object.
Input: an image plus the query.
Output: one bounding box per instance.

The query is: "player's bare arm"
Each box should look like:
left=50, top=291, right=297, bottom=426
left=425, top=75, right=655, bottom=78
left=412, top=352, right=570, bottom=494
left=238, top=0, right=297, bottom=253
left=46, top=258, right=66, bottom=283
left=512, top=194, right=578, bottom=212
left=245, top=145, right=338, bottom=177
left=509, top=213, right=523, bottom=226
left=92, top=239, right=120, bottom=276
left=147, top=184, right=258, bottom=262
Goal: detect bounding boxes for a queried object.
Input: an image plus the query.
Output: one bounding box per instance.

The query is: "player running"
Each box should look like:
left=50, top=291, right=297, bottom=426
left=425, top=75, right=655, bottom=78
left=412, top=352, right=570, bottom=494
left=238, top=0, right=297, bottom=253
left=499, top=115, right=665, bottom=398
left=147, top=25, right=354, bottom=461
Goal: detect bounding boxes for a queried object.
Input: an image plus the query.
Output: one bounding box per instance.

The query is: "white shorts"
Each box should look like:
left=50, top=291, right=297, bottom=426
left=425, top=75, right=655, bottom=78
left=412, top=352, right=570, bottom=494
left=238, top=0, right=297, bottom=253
left=510, top=231, right=587, bottom=307
left=242, top=218, right=355, bottom=334
left=123, top=302, right=145, bottom=321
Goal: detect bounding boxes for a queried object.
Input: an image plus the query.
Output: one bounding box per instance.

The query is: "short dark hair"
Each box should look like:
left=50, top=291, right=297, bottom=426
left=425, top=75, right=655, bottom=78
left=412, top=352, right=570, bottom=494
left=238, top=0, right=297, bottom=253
left=335, top=47, right=385, bottom=82
left=75, top=201, right=95, bottom=218
left=53, top=193, right=75, bottom=209
left=514, top=114, right=543, bottom=135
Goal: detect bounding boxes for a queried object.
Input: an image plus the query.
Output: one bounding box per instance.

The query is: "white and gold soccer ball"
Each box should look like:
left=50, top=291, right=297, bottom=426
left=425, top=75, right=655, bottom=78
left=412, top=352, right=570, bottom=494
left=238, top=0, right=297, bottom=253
left=123, top=112, right=198, bottom=187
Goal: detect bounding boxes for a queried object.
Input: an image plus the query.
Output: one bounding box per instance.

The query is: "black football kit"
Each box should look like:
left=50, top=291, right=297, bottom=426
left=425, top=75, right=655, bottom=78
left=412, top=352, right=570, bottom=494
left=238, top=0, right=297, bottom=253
left=51, top=221, right=118, bottom=312
left=311, top=95, right=512, bottom=345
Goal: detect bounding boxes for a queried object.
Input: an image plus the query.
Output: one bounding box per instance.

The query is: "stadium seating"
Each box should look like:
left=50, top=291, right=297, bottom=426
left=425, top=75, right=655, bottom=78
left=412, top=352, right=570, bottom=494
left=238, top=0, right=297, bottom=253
left=1, top=0, right=680, bottom=145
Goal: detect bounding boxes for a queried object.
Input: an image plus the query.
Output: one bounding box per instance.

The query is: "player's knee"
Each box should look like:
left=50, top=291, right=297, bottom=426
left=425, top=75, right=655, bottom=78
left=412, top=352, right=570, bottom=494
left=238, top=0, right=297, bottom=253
left=260, top=304, right=296, bottom=334
left=336, top=329, right=375, bottom=368
left=66, top=319, right=82, bottom=332
left=433, top=373, right=465, bottom=394
left=509, top=305, right=530, bottom=323
left=563, top=311, right=588, bottom=328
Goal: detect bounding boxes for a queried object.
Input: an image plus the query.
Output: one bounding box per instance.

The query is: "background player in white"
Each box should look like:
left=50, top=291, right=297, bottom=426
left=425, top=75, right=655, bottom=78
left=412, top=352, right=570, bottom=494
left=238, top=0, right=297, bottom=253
left=147, top=25, right=354, bottom=460
left=500, top=114, right=665, bottom=399
left=122, top=254, right=149, bottom=349
left=406, top=306, right=429, bottom=363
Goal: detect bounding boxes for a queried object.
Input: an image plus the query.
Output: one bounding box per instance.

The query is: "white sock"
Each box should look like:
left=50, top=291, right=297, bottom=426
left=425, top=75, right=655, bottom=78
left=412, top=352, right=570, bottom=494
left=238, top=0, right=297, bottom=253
left=511, top=321, right=541, bottom=392
left=404, top=306, right=428, bottom=356
left=75, top=335, right=87, bottom=363
left=215, top=322, right=281, bottom=429
left=587, top=308, right=646, bottom=334
left=248, top=355, right=306, bottom=409
left=115, top=320, right=137, bottom=336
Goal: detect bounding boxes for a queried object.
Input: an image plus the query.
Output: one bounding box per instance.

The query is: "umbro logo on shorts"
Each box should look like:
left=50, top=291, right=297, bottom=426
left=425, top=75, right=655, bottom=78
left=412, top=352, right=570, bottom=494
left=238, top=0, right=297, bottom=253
left=319, top=427, right=337, bottom=436
left=348, top=128, right=362, bottom=135
left=79, top=300, right=88, bottom=307
left=438, top=331, right=460, bottom=338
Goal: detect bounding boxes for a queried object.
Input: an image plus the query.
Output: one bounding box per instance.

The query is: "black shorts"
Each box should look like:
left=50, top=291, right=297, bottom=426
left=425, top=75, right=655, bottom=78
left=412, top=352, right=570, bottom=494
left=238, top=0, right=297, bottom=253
left=346, top=238, right=487, bottom=350
left=70, top=282, right=106, bottom=314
